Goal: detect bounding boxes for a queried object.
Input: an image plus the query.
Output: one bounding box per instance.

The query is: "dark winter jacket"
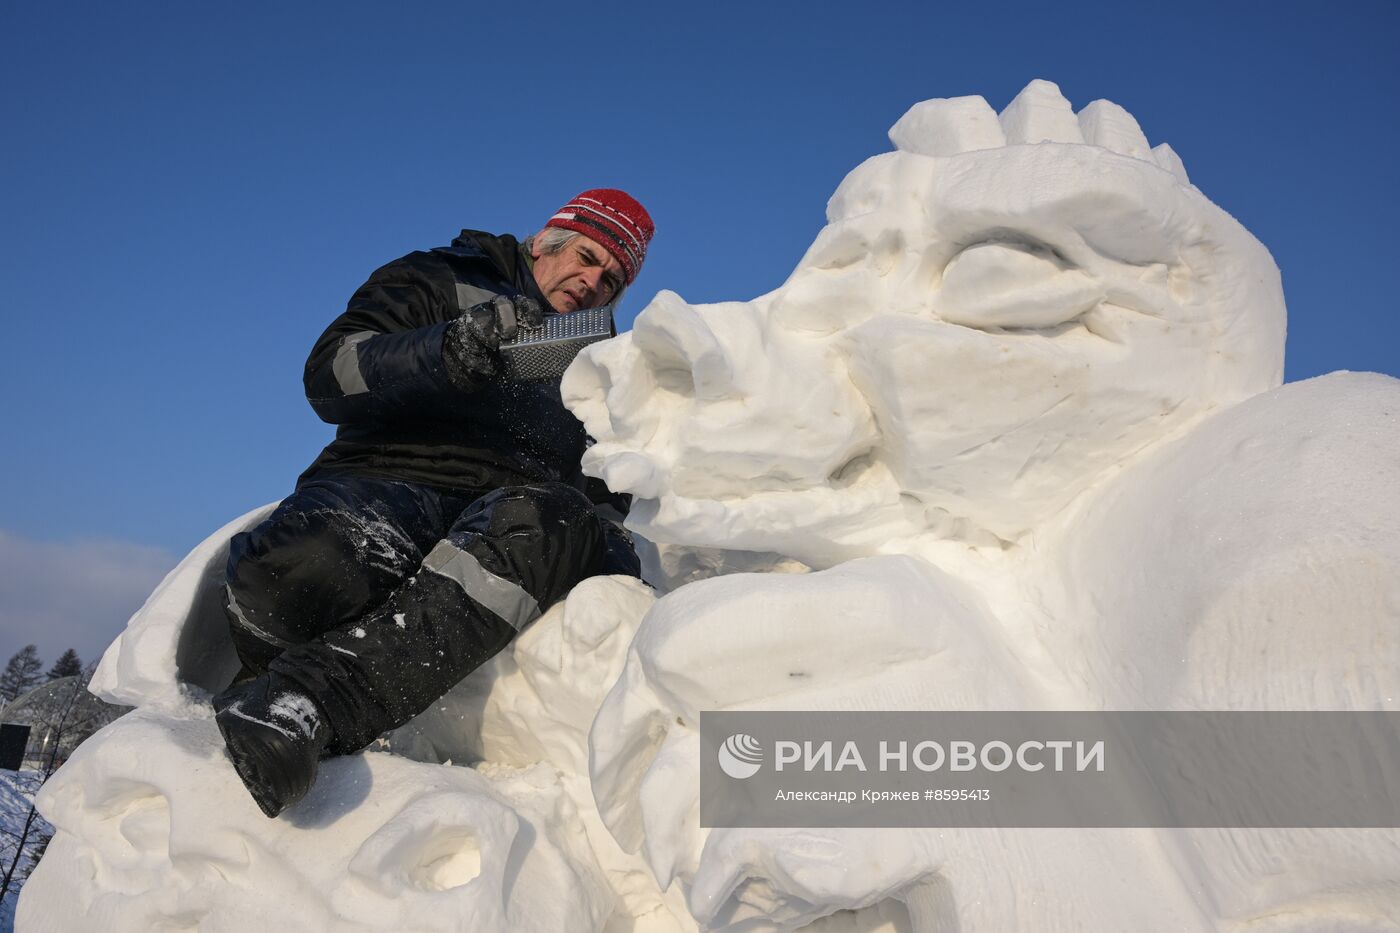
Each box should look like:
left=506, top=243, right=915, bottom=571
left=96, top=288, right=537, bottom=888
left=298, top=230, right=592, bottom=495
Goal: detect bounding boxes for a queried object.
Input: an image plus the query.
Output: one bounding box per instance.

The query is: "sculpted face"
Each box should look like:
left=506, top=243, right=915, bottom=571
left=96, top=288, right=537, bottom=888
left=564, top=81, right=1285, bottom=564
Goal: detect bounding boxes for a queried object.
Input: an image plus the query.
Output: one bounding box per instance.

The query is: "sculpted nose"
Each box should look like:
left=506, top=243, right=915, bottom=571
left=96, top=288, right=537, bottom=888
left=632, top=291, right=737, bottom=400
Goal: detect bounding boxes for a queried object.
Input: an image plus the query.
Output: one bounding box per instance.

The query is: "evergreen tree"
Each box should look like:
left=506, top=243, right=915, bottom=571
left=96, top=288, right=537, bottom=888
left=0, top=645, right=44, bottom=703
left=46, top=648, right=83, bottom=681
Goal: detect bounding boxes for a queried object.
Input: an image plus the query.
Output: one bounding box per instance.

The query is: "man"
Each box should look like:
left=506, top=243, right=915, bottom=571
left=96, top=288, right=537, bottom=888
left=212, top=189, right=654, bottom=818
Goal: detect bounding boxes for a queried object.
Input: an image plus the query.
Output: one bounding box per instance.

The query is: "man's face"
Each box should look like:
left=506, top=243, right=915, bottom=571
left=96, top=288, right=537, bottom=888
left=531, top=232, right=624, bottom=312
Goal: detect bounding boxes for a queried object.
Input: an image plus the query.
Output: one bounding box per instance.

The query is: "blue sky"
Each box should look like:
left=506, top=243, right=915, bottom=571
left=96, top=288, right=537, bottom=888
left=2, top=0, right=1397, bottom=664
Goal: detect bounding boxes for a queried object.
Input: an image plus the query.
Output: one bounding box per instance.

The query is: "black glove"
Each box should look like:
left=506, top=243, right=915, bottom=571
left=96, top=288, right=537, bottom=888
left=442, top=295, right=545, bottom=390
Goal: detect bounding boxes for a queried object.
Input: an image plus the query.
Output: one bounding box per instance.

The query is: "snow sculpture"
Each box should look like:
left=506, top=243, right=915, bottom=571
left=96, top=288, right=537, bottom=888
left=19, top=79, right=1400, bottom=932
left=565, top=78, right=1400, bottom=929
left=566, top=78, right=1285, bottom=562
left=20, top=513, right=690, bottom=932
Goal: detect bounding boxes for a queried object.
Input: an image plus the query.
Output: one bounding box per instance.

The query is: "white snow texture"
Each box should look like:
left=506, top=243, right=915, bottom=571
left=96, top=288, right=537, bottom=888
left=19, top=80, right=1400, bottom=931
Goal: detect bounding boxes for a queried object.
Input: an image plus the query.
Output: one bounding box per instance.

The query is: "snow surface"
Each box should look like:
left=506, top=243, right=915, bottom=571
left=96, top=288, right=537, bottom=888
left=1, top=770, right=50, bottom=933
left=18, top=79, right=1400, bottom=931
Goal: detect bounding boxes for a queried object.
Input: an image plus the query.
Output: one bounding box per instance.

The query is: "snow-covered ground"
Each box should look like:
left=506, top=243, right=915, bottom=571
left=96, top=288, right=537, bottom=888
left=1, top=770, right=51, bottom=933
left=16, top=80, right=1400, bottom=931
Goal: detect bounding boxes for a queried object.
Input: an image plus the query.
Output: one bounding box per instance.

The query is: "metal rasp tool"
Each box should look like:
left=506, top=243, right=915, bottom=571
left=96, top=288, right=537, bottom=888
left=498, top=306, right=615, bottom=383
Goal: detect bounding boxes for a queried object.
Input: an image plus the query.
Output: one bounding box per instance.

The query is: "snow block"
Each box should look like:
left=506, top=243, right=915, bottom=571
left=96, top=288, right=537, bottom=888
left=999, top=78, right=1084, bottom=145
left=1077, top=98, right=1154, bottom=161
left=889, top=95, right=1006, bottom=157
left=1152, top=141, right=1190, bottom=184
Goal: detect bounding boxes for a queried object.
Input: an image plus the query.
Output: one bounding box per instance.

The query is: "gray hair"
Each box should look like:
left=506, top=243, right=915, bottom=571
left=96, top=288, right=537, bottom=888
left=527, top=226, right=582, bottom=256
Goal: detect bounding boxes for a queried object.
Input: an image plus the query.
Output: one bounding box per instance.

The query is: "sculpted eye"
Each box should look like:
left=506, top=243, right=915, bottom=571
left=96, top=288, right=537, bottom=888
left=932, top=240, right=1103, bottom=330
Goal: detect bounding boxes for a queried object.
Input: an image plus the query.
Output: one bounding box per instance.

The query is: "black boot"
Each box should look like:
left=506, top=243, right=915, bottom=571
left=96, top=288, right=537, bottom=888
left=213, top=672, right=332, bottom=818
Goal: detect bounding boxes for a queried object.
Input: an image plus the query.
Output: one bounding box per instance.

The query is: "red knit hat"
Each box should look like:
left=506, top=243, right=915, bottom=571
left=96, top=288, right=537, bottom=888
left=546, top=189, right=654, bottom=285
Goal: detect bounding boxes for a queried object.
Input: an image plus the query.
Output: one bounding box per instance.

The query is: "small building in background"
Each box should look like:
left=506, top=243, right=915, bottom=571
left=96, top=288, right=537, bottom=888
left=0, top=677, right=130, bottom=772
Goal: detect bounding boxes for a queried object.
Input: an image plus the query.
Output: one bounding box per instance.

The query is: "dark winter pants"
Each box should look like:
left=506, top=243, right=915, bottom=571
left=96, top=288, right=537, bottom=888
left=224, top=474, right=629, bottom=753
